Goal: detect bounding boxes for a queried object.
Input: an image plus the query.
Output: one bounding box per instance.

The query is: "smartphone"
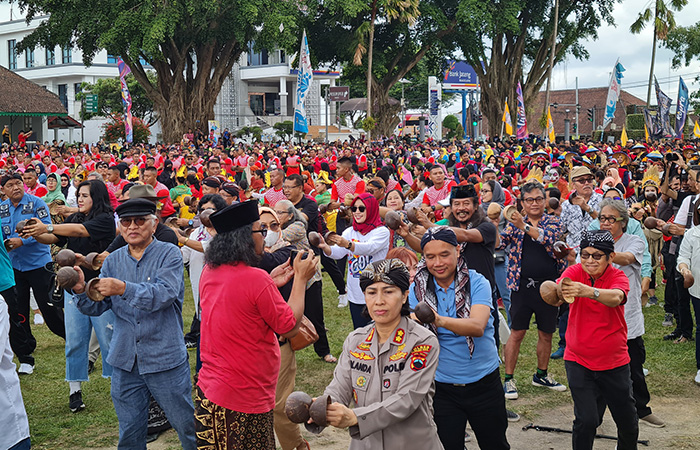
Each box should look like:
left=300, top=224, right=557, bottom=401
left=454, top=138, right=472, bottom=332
left=289, top=249, right=309, bottom=267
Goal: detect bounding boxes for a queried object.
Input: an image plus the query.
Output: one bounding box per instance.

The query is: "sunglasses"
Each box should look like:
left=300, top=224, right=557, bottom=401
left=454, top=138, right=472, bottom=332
left=350, top=206, right=366, bottom=213
left=599, top=215, right=624, bottom=224
left=119, top=217, right=150, bottom=227
left=580, top=251, right=606, bottom=261
left=252, top=228, right=268, bottom=237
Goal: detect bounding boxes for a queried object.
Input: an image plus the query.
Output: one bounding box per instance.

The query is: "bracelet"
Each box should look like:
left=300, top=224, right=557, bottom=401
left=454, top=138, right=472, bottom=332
left=184, top=237, right=189, bottom=245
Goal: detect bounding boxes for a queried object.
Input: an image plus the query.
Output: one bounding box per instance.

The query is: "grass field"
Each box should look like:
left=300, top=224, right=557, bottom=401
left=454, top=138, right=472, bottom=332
left=15, top=271, right=699, bottom=449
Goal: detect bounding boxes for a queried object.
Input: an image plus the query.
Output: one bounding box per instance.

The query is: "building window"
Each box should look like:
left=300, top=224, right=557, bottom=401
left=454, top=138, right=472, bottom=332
left=8, top=40, right=16, bottom=70
left=62, top=47, right=72, bottom=64
left=74, top=83, right=82, bottom=97
left=46, top=48, right=55, bottom=65
left=246, top=42, right=268, bottom=66
left=280, top=50, right=285, bottom=64
left=107, top=55, right=118, bottom=64
left=25, top=48, right=34, bottom=68
left=58, top=84, right=68, bottom=109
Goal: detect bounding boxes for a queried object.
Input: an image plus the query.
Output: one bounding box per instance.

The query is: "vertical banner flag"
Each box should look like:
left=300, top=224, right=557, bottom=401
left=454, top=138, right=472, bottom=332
left=602, top=59, right=625, bottom=129
left=621, top=125, right=628, bottom=147
left=694, top=120, right=700, bottom=138
left=503, top=101, right=513, bottom=136
left=546, top=106, right=555, bottom=142
left=516, top=82, right=528, bottom=139
left=117, top=58, right=133, bottom=143
left=294, top=30, right=313, bottom=134
left=675, top=76, right=689, bottom=138
left=654, top=76, right=674, bottom=137
left=644, top=123, right=650, bottom=143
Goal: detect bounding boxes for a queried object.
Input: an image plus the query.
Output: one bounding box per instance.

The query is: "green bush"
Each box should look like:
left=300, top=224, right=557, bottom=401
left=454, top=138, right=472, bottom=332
left=626, top=114, right=645, bottom=130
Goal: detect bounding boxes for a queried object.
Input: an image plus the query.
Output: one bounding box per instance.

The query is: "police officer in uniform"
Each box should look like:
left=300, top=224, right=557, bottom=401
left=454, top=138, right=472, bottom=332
left=320, top=259, right=443, bottom=450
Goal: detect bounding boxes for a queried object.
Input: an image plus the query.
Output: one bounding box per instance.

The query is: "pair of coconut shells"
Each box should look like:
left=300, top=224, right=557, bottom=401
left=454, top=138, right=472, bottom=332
left=15, top=218, right=38, bottom=234
left=539, top=279, right=575, bottom=306
left=284, top=392, right=331, bottom=434
left=414, top=302, right=436, bottom=324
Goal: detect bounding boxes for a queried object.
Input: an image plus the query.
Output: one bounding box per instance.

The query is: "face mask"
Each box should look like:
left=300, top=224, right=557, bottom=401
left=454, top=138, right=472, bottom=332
left=264, top=230, right=279, bottom=247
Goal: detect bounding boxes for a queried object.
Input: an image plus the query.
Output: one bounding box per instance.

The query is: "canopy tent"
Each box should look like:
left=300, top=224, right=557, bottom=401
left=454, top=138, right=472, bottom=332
left=48, top=115, right=82, bottom=129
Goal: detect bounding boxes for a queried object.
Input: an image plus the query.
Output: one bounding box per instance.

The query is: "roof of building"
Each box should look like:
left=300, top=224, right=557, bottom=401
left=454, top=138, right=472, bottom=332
left=0, top=65, right=67, bottom=116
left=528, top=87, right=646, bottom=136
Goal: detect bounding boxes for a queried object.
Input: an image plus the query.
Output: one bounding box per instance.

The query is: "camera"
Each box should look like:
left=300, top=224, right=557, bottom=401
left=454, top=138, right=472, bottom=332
left=665, top=153, right=679, bottom=162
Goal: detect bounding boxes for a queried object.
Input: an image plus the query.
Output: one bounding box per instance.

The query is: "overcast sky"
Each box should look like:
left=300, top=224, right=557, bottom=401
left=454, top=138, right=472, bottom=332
left=549, top=0, right=700, bottom=102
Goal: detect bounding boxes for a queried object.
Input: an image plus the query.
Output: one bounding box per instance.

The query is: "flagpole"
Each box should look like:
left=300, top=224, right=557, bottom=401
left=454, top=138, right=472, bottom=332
left=542, top=0, right=559, bottom=139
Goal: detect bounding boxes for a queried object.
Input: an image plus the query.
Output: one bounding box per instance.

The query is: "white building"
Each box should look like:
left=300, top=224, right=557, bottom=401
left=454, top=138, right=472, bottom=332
left=0, top=3, right=342, bottom=145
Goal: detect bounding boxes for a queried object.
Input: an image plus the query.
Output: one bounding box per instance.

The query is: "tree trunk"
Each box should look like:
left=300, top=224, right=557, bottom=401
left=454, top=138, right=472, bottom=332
left=373, top=79, right=401, bottom=137
left=366, top=3, right=378, bottom=131
left=646, top=23, right=659, bottom=107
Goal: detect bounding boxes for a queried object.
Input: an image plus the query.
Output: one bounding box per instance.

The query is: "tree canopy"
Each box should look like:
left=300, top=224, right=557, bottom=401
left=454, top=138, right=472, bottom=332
left=16, top=0, right=301, bottom=143
left=77, top=73, right=158, bottom=126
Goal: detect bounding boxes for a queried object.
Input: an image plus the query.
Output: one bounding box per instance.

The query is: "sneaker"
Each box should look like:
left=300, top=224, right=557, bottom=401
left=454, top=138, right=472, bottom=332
left=337, top=293, right=348, bottom=308
left=640, top=413, right=665, bottom=428
left=674, top=336, right=692, bottom=344
left=69, top=391, right=86, bottom=413
left=550, top=347, right=565, bottom=360
left=18, top=363, right=34, bottom=375
left=695, top=370, right=700, bottom=384
left=88, top=360, right=95, bottom=375
left=185, top=340, right=197, bottom=349
left=504, top=379, right=518, bottom=400
left=647, top=296, right=658, bottom=306
left=663, top=331, right=681, bottom=341
left=532, top=373, right=567, bottom=392
left=33, top=314, right=44, bottom=325
left=662, top=313, right=674, bottom=327
left=506, top=409, right=520, bottom=422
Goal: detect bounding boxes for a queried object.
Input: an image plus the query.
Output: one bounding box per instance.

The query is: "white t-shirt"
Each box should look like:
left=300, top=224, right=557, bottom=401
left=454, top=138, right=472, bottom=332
left=613, top=233, right=645, bottom=340
left=328, top=226, right=391, bottom=305
left=673, top=194, right=698, bottom=227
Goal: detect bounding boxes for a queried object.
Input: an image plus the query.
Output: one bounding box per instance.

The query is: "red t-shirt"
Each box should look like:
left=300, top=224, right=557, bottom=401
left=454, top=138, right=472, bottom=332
left=198, top=264, right=296, bottom=413
left=558, top=264, right=630, bottom=371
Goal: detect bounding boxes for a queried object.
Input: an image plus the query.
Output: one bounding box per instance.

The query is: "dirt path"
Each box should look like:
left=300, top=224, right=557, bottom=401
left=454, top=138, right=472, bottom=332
left=99, top=395, right=700, bottom=450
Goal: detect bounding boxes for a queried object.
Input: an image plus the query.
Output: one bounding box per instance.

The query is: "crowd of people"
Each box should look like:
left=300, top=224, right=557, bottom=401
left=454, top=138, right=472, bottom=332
left=1, top=133, right=699, bottom=450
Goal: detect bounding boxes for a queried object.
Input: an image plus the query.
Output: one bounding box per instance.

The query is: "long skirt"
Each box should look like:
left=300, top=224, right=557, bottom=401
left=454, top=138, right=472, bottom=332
left=194, top=385, right=275, bottom=450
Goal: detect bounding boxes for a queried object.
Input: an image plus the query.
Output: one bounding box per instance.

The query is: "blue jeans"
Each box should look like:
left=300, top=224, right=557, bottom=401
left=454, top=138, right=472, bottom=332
left=9, top=437, right=30, bottom=450
left=111, top=360, right=196, bottom=450
left=65, top=291, right=115, bottom=381
left=494, top=261, right=511, bottom=326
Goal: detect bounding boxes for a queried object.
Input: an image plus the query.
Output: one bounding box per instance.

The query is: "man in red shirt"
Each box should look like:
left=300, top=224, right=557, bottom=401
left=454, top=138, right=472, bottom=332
left=421, top=166, right=457, bottom=218
left=143, top=166, right=176, bottom=218
left=22, top=168, right=47, bottom=197
left=555, top=229, right=638, bottom=450
left=263, top=168, right=287, bottom=208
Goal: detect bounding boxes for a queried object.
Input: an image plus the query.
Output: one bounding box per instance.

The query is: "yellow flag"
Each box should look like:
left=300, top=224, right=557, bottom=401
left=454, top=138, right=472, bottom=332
left=621, top=125, right=628, bottom=147
left=502, top=101, right=513, bottom=136
left=644, top=123, right=650, bottom=143
left=694, top=120, right=700, bottom=138
left=547, top=106, right=555, bottom=142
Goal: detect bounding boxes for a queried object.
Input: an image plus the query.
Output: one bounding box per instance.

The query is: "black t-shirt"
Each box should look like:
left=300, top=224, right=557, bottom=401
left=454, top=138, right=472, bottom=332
left=56, top=212, right=116, bottom=281
left=295, top=195, right=319, bottom=234
left=105, top=222, right=178, bottom=253
left=519, top=233, right=558, bottom=283
left=460, top=220, right=497, bottom=286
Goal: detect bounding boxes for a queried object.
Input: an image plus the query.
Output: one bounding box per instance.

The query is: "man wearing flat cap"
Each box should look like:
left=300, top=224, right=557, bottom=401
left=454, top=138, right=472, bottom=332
left=73, top=198, right=196, bottom=449
left=554, top=229, right=637, bottom=450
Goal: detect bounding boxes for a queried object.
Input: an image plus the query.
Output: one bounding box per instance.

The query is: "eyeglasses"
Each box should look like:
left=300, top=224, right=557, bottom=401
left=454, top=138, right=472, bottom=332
left=522, top=196, right=545, bottom=205
left=575, top=177, right=595, bottom=184
left=252, top=228, right=268, bottom=237
left=350, top=206, right=366, bottom=212
left=119, top=217, right=150, bottom=227
left=599, top=215, right=623, bottom=224
left=265, top=222, right=280, bottom=231
left=580, top=251, right=606, bottom=261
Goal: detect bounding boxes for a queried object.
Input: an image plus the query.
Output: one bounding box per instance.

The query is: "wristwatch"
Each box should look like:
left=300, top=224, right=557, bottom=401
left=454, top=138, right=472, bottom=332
left=47, top=224, right=54, bottom=233
left=524, top=224, right=531, bottom=233
left=188, top=219, right=194, bottom=227
left=593, top=288, right=600, bottom=300
left=346, top=240, right=352, bottom=250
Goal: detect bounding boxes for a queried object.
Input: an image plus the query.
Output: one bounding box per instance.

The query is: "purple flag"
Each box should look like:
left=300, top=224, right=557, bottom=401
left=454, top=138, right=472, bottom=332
left=516, top=82, right=528, bottom=139
left=117, top=58, right=133, bottom=143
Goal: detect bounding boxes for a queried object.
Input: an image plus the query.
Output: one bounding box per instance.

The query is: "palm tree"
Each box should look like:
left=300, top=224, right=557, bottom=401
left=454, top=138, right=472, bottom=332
left=353, top=0, right=420, bottom=126
left=630, top=0, right=688, bottom=106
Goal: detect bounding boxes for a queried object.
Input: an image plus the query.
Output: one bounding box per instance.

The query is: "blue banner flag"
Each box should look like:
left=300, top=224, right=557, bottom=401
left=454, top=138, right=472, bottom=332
left=602, top=60, right=625, bottom=129
left=675, top=77, right=689, bottom=138
left=294, top=30, right=312, bottom=134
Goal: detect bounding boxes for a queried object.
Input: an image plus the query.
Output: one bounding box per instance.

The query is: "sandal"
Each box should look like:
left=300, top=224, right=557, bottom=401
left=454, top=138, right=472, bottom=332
left=323, top=354, right=338, bottom=363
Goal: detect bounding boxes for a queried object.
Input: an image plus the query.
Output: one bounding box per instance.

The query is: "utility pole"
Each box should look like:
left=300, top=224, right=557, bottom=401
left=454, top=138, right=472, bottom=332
left=575, top=77, right=579, bottom=140
left=542, top=0, right=560, bottom=136
left=325, top=85, right=329, bottom=143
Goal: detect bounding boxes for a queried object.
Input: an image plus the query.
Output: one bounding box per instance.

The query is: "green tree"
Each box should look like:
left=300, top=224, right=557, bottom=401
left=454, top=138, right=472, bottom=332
left=454, top=0, right=620, bottom=136
left=236, top=126, right=263, bottom=142
left=442, top=114, right=464, bottom=139
left=77, top=73, right=158, bottom=126
left=666, top=22, right=700, bottom=115
left=16, top=0, right=300, bottom=143
left=273, top=120, right=294, bottom=141
left=630, top=0, right=689, bottom=106
left=102, top=116, right=151, bottom=144
left=305, top=0, right=458, bottom=137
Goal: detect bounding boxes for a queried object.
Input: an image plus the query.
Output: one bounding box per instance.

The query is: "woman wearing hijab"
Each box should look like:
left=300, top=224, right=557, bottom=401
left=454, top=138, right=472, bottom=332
left=42, top=173, right=66, bottom=204
left=318, top=193, right=391, bottom=328
left=158, top=160, right=176, bottom=189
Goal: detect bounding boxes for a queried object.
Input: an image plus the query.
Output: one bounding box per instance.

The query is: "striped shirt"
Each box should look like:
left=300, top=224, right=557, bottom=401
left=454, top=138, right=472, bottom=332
left=331, top=175, right=365, bottom=202
left=264, top=187, right=286, bottom=207
left=422, top=181, right=457, bottom=206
